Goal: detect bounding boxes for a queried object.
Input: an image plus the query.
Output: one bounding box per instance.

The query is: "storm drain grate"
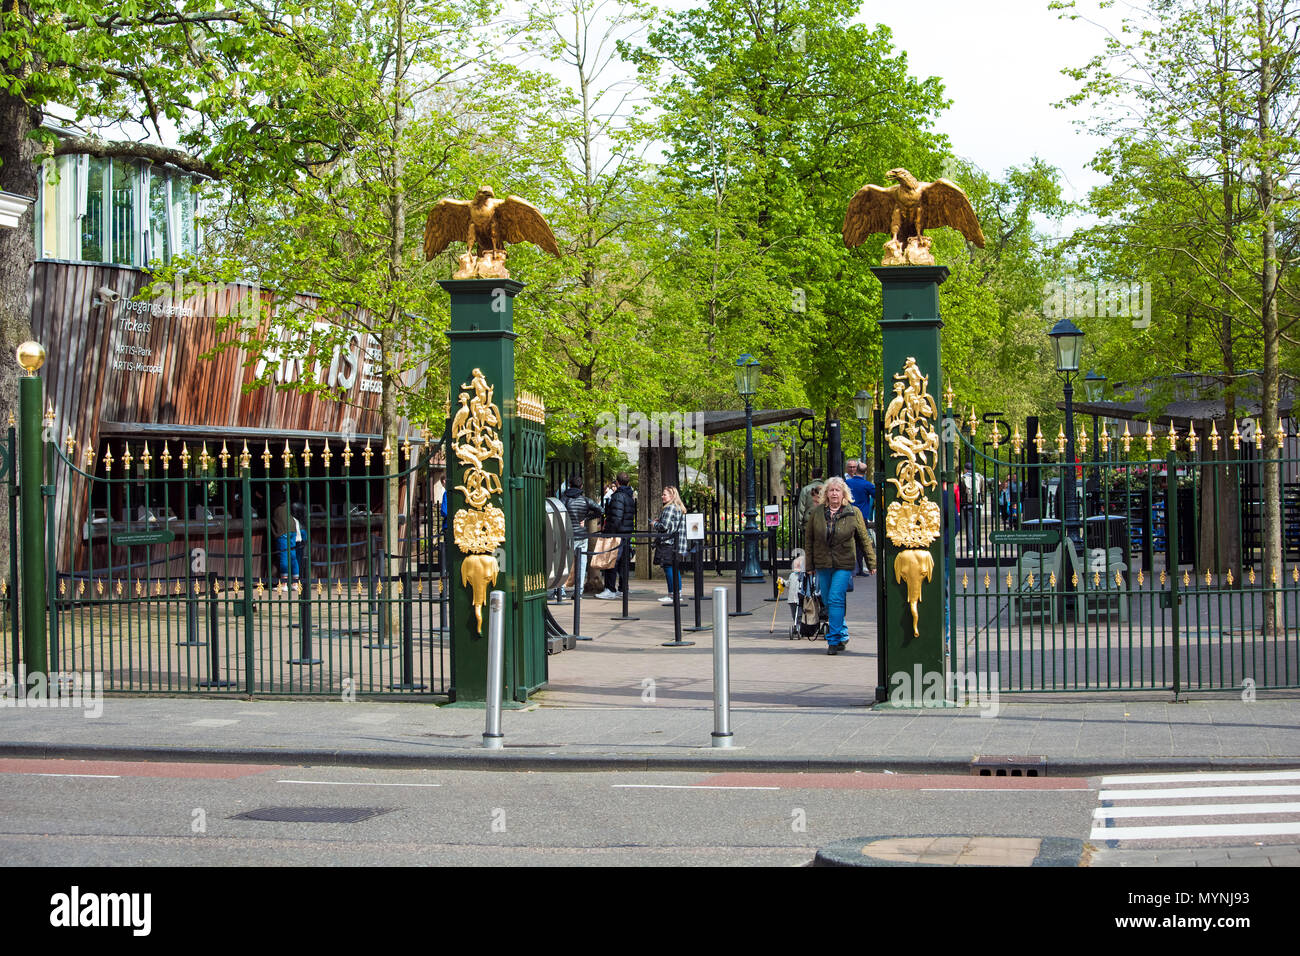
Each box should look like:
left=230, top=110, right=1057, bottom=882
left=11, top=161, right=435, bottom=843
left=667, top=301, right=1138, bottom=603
left=970, top=755, right=1047, bottom=778
left=232, top=806, right=393, bottom=823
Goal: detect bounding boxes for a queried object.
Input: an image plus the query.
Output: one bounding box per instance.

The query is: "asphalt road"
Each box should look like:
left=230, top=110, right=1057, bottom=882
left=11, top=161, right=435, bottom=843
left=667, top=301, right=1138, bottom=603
left=0, top=758, right=1097, bottom=866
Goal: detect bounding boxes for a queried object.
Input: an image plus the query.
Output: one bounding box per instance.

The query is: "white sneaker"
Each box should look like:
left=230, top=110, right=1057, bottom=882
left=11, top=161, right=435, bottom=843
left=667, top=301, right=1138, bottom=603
left=594, top=589, right=617, bottom=600
left=658, top=595, right=676, bottom=604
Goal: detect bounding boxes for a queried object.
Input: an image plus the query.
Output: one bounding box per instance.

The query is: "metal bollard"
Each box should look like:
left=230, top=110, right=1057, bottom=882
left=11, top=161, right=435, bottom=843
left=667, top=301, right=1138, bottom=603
left=290, top=573, right=321, bottom=665
left=764, top=526, right=780, bottom=602
left=684, top=544, right=711, bottom=633
left=572, top=540, right=593, bottom=641
left=661, top=553, right=695, bottom=647
left=483, top=589, right=506, bottom=750
left=730, top=534, right=751, bottom=617
left=711, top=586, right=734, bottom=748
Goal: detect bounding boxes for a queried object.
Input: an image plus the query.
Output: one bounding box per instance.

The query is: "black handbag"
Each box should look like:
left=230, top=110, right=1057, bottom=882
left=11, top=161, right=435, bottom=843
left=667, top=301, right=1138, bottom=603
left=652, top=519, right=676, bottom=567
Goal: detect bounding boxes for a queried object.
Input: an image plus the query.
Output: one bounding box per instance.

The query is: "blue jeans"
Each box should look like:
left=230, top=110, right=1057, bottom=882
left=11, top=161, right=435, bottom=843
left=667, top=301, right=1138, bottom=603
left=815, top=568, right=852, bottom=645
left=664, top=563, right=682, bottom=594
left=277, top=534, right=300, bottom=578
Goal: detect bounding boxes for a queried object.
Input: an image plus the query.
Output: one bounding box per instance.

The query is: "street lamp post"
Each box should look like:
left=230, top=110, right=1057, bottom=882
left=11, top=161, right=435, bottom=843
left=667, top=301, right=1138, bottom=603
left=853, top=389, right=873, bottom=463
left=1049, top=319, right=1085, bottom=549
left=735, top=354, right=764, bottom=582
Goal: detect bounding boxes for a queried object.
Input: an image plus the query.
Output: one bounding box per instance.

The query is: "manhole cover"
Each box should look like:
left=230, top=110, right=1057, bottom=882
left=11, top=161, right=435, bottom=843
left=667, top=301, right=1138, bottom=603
left=813, top=834, right=1082, bottom=867
left=232, top=806, right=393, bottom=823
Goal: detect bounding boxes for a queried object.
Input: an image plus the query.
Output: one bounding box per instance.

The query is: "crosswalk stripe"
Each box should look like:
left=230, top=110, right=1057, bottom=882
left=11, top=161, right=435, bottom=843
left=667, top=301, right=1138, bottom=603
left=1099, top=784, right=1300, bottom=801
left=1101, top=770, right=1300, bottom=785
left=1090, top=821, right=1300, bottom=841
left=1093, top=801, right=1300, bottom=820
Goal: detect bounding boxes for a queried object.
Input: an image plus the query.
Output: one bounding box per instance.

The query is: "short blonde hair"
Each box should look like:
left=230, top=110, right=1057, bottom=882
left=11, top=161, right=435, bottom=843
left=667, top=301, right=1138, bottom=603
left=822, top=476, right=850, bottom=502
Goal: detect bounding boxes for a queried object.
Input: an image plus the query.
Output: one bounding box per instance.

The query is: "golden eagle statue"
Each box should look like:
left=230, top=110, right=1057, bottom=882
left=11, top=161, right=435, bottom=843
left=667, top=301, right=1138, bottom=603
left=423, top=186, right=561, bottom=279
left=843, top=168, right=985, bottom=266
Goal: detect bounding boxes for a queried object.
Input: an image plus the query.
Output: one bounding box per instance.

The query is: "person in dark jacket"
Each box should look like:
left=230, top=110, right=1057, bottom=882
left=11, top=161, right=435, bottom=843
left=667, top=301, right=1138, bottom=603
left=597, top=472, right=636, bottom=599
left=803, top=477, right=873, bottom=655
left=560, top=475, right=603, bottom=598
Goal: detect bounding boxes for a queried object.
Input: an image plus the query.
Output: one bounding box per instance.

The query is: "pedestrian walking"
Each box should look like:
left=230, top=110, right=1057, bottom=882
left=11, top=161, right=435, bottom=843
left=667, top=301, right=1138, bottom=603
left=559, top=474, right=603, bottom=599
left=803, top=476, right=873, bottom=655
left=793, top=466, right=825, bottom=534
left=596, top=472, right=636, bottom=599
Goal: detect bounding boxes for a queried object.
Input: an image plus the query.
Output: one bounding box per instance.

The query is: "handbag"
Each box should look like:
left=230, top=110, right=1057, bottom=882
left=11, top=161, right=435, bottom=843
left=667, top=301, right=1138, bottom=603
left=589, top=536, right=622, bottom=570
left=653, top=535, right=676, bottom=568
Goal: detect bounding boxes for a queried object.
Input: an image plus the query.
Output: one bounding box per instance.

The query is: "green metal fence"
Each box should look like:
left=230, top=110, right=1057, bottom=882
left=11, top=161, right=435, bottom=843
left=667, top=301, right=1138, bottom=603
left=949, top=413, right=1300, bottom=694
left=47, top=434, right=448, bottom=697
left=0, top=424, right=19, bottom=686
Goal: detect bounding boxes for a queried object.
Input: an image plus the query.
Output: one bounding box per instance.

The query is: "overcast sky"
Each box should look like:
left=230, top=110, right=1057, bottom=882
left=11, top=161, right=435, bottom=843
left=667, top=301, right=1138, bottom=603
left=866, top=0, right=1120, bottom=222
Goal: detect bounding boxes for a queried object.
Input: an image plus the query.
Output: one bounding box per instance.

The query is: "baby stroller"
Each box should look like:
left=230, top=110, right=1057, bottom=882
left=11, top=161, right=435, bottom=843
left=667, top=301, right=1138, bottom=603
left=786, top=549, right=828, bottom=641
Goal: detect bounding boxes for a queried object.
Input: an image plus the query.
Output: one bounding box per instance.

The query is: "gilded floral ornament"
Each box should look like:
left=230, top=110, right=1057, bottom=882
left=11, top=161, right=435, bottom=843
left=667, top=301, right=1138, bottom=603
left=885, top=498, right=942, bottom=549
left=452, top=506, right=506, bottom=555
left=882, top=356, right=941, bottom=638
left=451, top=367, right=507, bottom=633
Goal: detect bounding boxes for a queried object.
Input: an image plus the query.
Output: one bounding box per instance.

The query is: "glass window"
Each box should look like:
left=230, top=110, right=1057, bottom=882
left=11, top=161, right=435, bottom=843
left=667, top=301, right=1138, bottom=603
left=35, top=152, right=205, bottom=266
left=175, top=178, right=198, bottom=257
left=109, top=159, right=135, bottom=265
left=148, top=170, right=171, bottom=264
left=82, top=157, right=107, bottom=263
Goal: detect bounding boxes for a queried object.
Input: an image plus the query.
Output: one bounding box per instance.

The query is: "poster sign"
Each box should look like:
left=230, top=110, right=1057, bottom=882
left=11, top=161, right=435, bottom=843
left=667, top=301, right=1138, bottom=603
left=685, top=513, right=705, bottom=541
left=764, top=505, right=780, bottom=528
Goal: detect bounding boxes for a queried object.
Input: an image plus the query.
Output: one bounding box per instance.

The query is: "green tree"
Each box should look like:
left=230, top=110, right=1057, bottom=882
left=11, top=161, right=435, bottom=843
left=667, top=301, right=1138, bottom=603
left=174, top=0, right=568, bottom=598
left=511, top=0, right=671, bottom=491
left=1060, top=0, right=1300, bottom=603
left=0, top=0, right=328, bottom=412
left=630, top=0, right=953, bottom=424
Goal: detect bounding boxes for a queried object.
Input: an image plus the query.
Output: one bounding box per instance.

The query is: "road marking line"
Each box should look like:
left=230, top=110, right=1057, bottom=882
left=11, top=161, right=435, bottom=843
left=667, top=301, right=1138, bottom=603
left=1090, top=821, right=1300, bottom=841
left=28, top=773, right=120, bottom=778
left=1100, top=785, right=1300, bottom=800
left=1102, top=770, right=1300, bottom=785
left=276, top=780, right=441, bottom=788
left=611, top=784, right=781, bottom=791
left=921, top=788, right=1090, bottom=792
left=1094, top=801, right=1300, bottom=820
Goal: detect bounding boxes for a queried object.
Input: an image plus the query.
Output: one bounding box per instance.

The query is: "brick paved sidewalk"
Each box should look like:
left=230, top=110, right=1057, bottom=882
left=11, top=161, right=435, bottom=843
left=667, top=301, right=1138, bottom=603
left=541, top=572, right=881, bottom=708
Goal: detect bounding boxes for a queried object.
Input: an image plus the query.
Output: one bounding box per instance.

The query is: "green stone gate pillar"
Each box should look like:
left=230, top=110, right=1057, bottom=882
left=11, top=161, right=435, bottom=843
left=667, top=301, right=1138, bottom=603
left=873, top=266, right=947, bottom=706
left=441, top=279, right=522, bottom=703
left=15, top=342, right=48, bottom=689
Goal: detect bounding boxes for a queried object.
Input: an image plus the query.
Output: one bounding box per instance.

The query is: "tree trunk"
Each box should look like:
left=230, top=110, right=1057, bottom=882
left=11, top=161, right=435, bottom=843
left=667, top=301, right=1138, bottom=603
left=381, top=3, right=408, bottom=640
left=1215, top=3, right=1242, bottom=581
left=1257, top=0, right=1282, bottom=636
left=0, top=78, right=40, bottom=587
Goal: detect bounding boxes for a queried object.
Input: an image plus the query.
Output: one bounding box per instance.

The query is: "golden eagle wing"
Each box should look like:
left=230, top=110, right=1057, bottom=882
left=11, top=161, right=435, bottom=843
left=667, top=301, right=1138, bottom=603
left=842, top=183, right=898, bottom=248
left=496, top=196, right=561, bottom=257
left=423, top=199, right=471, bottom=260
left=920, top=179, right=985, bottom=247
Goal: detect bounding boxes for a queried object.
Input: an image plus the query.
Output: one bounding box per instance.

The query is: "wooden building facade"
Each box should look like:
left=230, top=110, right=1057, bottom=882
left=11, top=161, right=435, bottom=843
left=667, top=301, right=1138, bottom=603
left=32, top=259, right=432, bottom=577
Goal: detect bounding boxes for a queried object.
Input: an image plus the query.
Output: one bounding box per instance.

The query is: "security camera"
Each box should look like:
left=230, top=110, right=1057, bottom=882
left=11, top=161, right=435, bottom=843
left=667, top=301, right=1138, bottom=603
left=96, top=285, right=120, bottom=303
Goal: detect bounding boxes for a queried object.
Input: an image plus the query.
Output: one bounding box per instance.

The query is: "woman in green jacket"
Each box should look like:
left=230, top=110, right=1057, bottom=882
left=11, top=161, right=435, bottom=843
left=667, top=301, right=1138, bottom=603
left=803, top=477, right=873, bottom=655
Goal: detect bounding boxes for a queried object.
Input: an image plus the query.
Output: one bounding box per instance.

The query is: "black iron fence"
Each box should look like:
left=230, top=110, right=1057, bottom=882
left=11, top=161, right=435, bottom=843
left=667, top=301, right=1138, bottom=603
left=950, top=420, right=1300, bottom=693
left=45, top=437, right=448, bottom=696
